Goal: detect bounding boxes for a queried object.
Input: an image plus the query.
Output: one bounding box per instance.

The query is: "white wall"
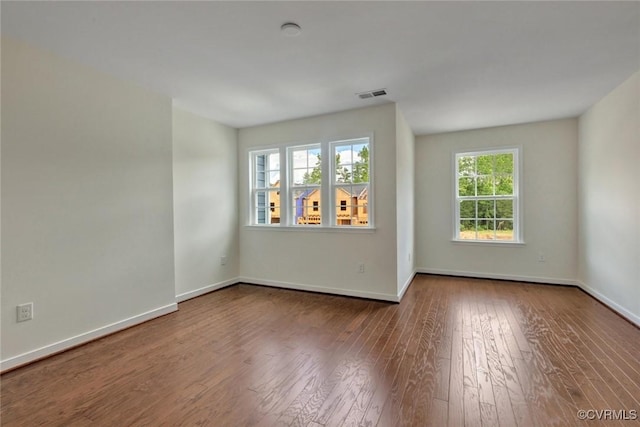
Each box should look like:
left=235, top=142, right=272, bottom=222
left=1, top=38, right=176, bottom=370
left=238, top=104, right=399, bottom=301
left=415, top=119, right=578, bottom=284
left=578, top=70, right=640, bottom=325
left=172, top=107, right=239, bottom=301
left=395, top=106, right=415, bottom=295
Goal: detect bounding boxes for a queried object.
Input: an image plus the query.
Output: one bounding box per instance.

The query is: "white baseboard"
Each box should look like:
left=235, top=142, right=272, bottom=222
left=576, top=280, right=640, bottom=327
left=0, top=303, right=177, bottom=373
left=175, top=278, right=239, bottom=303
left=415, top=267, right=577, bottom=286
left=397, top=269, right=417, bottom=301
left=237, top=276, right=398, bottom=302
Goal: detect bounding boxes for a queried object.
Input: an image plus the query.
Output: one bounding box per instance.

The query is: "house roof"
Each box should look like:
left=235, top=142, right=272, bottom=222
left=358, top=188, right=368, bottom=201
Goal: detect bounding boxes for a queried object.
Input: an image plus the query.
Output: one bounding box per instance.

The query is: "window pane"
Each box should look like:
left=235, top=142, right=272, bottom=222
left=495, top=175, right=513, bottom=195
left=335, top=186, right=368, bottom=226
left=306, top=150, right=321, bottom=184
left=335, top=144, right=359, bottom=184
left=293, top=189, right=321, bottom=225
left=269, top=191, right=281, bottom=224
left=303, top=167, right=321, bottom=185
left=477, top=155, right=493, bottom=175
left=353, top=144, right=370, bottom=184
left=497, top=220, right=514, bottom=240
left=291, top=148, right=308, bottom=168
left=458, top=177, right=474, bottom=196
left=459, top=200, right=475, bottom=219
left=292, top=146, right=321, bottom=184
left=336, top=149, right=353, bottom=165
left=477, top=219, right=496, bottom=240
left=255, top=151, right=280, bottom=190
left=335, top=164, right=352, bottom=183
left=292, top=169, right=307, bottom=186
left=353, top=144, right=367, bottom=161
left=308, top=147, right=321, bottom=160
left=256, top=190, right=280, bottom=224
left=496, top=199, right=513, bottom=219
left=257, top=191, right=266, bottom=223
left=495, top=153, right=513, bottom=174
left=269, top=171, right=280, bottom=187
left=268, top=152, right=280, bottom=170
left=255, top=154, right=266, bottom=188
left=458, top=156, right=475, bottom=176
left=477, top=176, right=494, bottom=196
left=459, top=220, right=476, bottom=240
left=477, top=200, right=495, bottom=219
left=256, top=170, right=266, bottom=188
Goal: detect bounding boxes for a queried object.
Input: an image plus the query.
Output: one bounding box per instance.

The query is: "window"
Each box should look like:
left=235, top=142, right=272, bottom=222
left=332, top=139, right=370, bottom=227
left=455, top=148, right=519, bottom=242
left=290, top=144, right=322, bottom=225
left=251, top=149, right=280, bottom=225
left=249, top=136, right=372, bottom=228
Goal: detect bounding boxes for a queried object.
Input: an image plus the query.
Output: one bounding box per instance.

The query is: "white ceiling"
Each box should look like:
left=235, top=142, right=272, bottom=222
left=2, top=1, right=639, bottom=135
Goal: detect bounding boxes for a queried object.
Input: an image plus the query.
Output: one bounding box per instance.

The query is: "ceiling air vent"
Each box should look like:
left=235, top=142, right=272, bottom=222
left=357, top=88, right=387, bottom=99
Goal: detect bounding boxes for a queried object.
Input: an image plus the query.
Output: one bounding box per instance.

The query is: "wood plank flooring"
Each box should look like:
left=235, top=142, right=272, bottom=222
left=2, top=275, right=639, bottom=426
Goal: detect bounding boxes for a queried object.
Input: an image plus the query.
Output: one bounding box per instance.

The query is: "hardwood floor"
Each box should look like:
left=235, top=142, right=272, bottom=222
left=2, top=275, right=639, bottom=426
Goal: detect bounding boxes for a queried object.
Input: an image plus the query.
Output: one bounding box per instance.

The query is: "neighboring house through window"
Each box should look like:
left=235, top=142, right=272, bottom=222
left=331, top=138, right=370, bottom=227
left=290, top=144, right=322, bottom=225
left=252, top=149, right=280, bottom=224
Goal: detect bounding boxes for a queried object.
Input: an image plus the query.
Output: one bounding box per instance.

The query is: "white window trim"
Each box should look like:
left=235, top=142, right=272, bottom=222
left=452, top=146, right=523, bottom=244
left=247, top=134, right=374, bottom=230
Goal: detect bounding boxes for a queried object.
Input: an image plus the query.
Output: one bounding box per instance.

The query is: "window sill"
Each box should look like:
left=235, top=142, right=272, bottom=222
left=451, top=239, right=525, bottom=247
left=245, top=225, right=376, bottom=233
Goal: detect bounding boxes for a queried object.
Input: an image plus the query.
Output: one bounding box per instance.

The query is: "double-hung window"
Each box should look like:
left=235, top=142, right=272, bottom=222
left=455, top=148, right=520, bottom=242
left=289, top=144, right=322, bottom=225
left=249, top=136, right=372, bottom=228
left=331, top=139, right=370, bottom=227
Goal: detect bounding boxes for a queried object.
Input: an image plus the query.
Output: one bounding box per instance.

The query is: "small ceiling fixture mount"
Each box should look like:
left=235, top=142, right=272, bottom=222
left=281, top=22, right=302, bottom=37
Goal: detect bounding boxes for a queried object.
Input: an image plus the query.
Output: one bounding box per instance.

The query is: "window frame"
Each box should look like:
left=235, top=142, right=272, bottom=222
left=247, top=135, right=374, bottom=230
left=453, top=147, right=523, bottom=244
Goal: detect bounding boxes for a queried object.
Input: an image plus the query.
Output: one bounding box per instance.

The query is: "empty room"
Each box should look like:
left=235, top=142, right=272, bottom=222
left=1, top=2, right=639, bottom=426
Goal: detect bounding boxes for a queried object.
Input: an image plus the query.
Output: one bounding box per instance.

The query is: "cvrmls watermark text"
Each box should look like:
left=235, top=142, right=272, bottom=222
left=577, top=409, right=637, bottom=421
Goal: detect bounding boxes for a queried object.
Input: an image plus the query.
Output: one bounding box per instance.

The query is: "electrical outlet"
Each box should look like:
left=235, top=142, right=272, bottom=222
left=408, top=253, right=411, bottom=262
left=538, top=252, right=546, bottom=263
left=358, top=263, right=365, bottom=273
left=17, top=303, right=33, bottom=322
left=220, top=256, right=227, bottom=266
